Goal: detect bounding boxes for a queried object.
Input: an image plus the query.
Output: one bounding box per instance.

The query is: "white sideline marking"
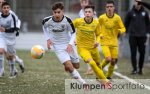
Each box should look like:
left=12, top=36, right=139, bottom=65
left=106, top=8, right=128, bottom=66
left=114, top=71, right=150, bottom=90
left=104, top=68, right=150, bottom=90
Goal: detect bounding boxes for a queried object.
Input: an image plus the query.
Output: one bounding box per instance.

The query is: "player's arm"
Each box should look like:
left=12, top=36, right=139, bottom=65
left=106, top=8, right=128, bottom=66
left=118, top=16, right=126, bottom=35
left=11, top=12, right=21, bottom=29
left=0, top=27, right=15, bottom=33
left=98, top=16, right=104, bottom=39
left=10, top=10, right=21, bottom=36
left=66, top=17, right=76, bottom=45
left=66, top=17, right=76, bottom=53
left=42, top=17, right=52, bottom=49
left=94, top=22, right=101, bottom=48
left=95, top=22, right=101, bottom=42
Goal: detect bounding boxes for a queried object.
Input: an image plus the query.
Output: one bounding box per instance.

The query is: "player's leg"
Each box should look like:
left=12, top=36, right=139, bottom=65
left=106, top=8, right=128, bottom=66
left=106, top=47, right=118, bottom=79
left=15, top=55, right=25, bottom=73
left=55, top=49, right=86, bottom=84
left=0, top=39, right=6, bottom=77
left=72, top=46, right=93, bottom=75
left=92, top=47, right=101, bottom=68
left=70, top=45, right=80, bottom=69
left=0, top=48, right=5, bottom=77
left=72, top=63, right=79, bottom=69
left=78, top=47, right=109, bottom=83
left=100, top=46, right=111, bottom=69
left=6, top=45, right=17, bottom=78
left=63, top=60, right=86, bottom=84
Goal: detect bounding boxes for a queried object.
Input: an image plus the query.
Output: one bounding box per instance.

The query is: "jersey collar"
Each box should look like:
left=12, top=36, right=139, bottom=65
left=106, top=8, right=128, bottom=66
left=52, top=15, right=64, bottom=22
left=1, top=13, right=10, bottom=18
left=106, top=13, right=114, bottom=18
left=84, top=18, right=93, bottom=24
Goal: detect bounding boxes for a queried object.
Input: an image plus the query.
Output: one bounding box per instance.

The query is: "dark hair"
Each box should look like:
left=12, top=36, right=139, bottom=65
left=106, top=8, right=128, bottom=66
left=52, top=2, right=64, bottom=10
left=84, top=5, right=95, bottom=11
left=106, top=0, right=115, bottom=5
left=1, top=2, right=10, bottom=8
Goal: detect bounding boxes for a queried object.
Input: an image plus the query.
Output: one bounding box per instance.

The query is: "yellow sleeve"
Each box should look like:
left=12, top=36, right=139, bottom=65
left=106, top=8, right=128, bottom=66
left=95, top=22, right=101, bottom=43
left=98, top=16, right=103, bottom=37
left=118, top=16, right=126, bottom=34
left=73, top=19, right=78, bottom=28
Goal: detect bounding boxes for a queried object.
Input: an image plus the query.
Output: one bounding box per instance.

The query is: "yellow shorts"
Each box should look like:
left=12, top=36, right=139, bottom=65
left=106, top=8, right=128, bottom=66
left=101, top=46, right=118, bottom=58
left=77, top=47, right=100, bottom=63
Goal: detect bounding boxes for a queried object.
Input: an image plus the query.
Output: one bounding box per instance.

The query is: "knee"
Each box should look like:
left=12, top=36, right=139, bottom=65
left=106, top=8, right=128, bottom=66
left=0, top=49, right=5, bottom=55
left=106, top=57, right=111, bottom=63
left=7, top=55, right=15, bottom=60
left=64, top=65, right=70, bottom=71
left=111, top=59, right=117, bottom=66
left=64, top=62, right=74, bottom=72
left=96, top=62, right=100, bottom=66
left=73, top=63, right=80, bottom=69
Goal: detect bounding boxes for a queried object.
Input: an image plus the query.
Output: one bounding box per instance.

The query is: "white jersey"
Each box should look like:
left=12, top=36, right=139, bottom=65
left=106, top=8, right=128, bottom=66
left=42, top=16, right=76, bottom=50
left=0, top=13, right=16, bottom=45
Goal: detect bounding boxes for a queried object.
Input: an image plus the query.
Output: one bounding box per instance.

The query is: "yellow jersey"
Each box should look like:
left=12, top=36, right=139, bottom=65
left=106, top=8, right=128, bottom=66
left=98, top=13, right=126, bottom=46
left=73, top=18, right=101, bottom=49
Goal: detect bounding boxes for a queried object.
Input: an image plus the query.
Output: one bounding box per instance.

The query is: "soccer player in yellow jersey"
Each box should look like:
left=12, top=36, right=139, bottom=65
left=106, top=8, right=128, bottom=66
left=73, top=5, right=112, bottom=88
left=98, top=0, right=126, bottom=79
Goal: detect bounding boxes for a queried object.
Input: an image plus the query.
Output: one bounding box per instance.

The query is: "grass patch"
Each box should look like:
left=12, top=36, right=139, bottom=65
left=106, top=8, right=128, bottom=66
left=0, top=50, right=150, bottom=94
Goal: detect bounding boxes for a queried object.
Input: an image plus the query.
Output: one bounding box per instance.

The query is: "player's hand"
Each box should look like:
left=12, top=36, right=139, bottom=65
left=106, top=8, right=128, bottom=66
left=94, top=42, right=99, bottom=48
left=47, top=39, right=53, bottom=49
left=121, top=33, right=126, bottom=37
left=16, top=31, right=19, bottom=36
left=74, top=41, right=77, bottom=46
left=66, top=44, right=73, bottom=53
left=0, top=27, right=5, bottom=32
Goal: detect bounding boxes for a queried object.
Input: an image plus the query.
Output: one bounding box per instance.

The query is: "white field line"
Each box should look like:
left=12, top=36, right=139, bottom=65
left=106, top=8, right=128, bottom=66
left=114, top=71, right=150, bottom=90
left=104, top=67, right=150, bottom=90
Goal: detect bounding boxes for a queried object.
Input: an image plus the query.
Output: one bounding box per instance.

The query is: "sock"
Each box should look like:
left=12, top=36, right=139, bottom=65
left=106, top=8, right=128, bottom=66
left=8, top=59, right=16, bottom=75
left=100, top=59, right=109, bottom=69
left=106, top=64, right=115, bottom=78
left=0, top=55, right=4, bottom=75
left=89, top=60, right=109, bottom=82
left=15, top=55, right=23, bottom=65
left=71, top=69, right=86, bottom=84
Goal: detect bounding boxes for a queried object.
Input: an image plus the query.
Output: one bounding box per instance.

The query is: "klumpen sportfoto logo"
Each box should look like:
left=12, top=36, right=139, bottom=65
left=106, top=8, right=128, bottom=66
left=69, top=82, right=145, bottom=90
left=65, top=79, right=150, bottom=94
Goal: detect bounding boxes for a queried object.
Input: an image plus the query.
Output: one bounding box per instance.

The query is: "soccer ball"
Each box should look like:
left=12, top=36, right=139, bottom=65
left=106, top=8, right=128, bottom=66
left=31, top=45, right=45, bottom=59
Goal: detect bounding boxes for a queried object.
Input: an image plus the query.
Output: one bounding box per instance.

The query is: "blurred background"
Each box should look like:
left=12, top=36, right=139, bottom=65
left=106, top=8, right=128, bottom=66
left=5, top=0, right=149, bottom=31
left=4, top=0, right=150, bottom=62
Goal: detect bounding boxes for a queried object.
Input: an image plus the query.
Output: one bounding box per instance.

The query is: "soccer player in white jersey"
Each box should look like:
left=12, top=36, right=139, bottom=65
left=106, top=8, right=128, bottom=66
left=42, top=2, right=86, bottom=85
left=0, top=0, right=24, bottom=75
left=0, top=2, right=20, bottom=77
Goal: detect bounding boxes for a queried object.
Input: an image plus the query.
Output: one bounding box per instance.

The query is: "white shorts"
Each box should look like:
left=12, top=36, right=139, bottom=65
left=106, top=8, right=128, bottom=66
left=54, top=46, right=79, bottom=64
left=6, top=45, right=16, bottom=55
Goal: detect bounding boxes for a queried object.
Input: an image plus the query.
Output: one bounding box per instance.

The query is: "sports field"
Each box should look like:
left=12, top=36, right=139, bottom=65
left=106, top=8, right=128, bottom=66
left=0, top=50, right=150, bottom=94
